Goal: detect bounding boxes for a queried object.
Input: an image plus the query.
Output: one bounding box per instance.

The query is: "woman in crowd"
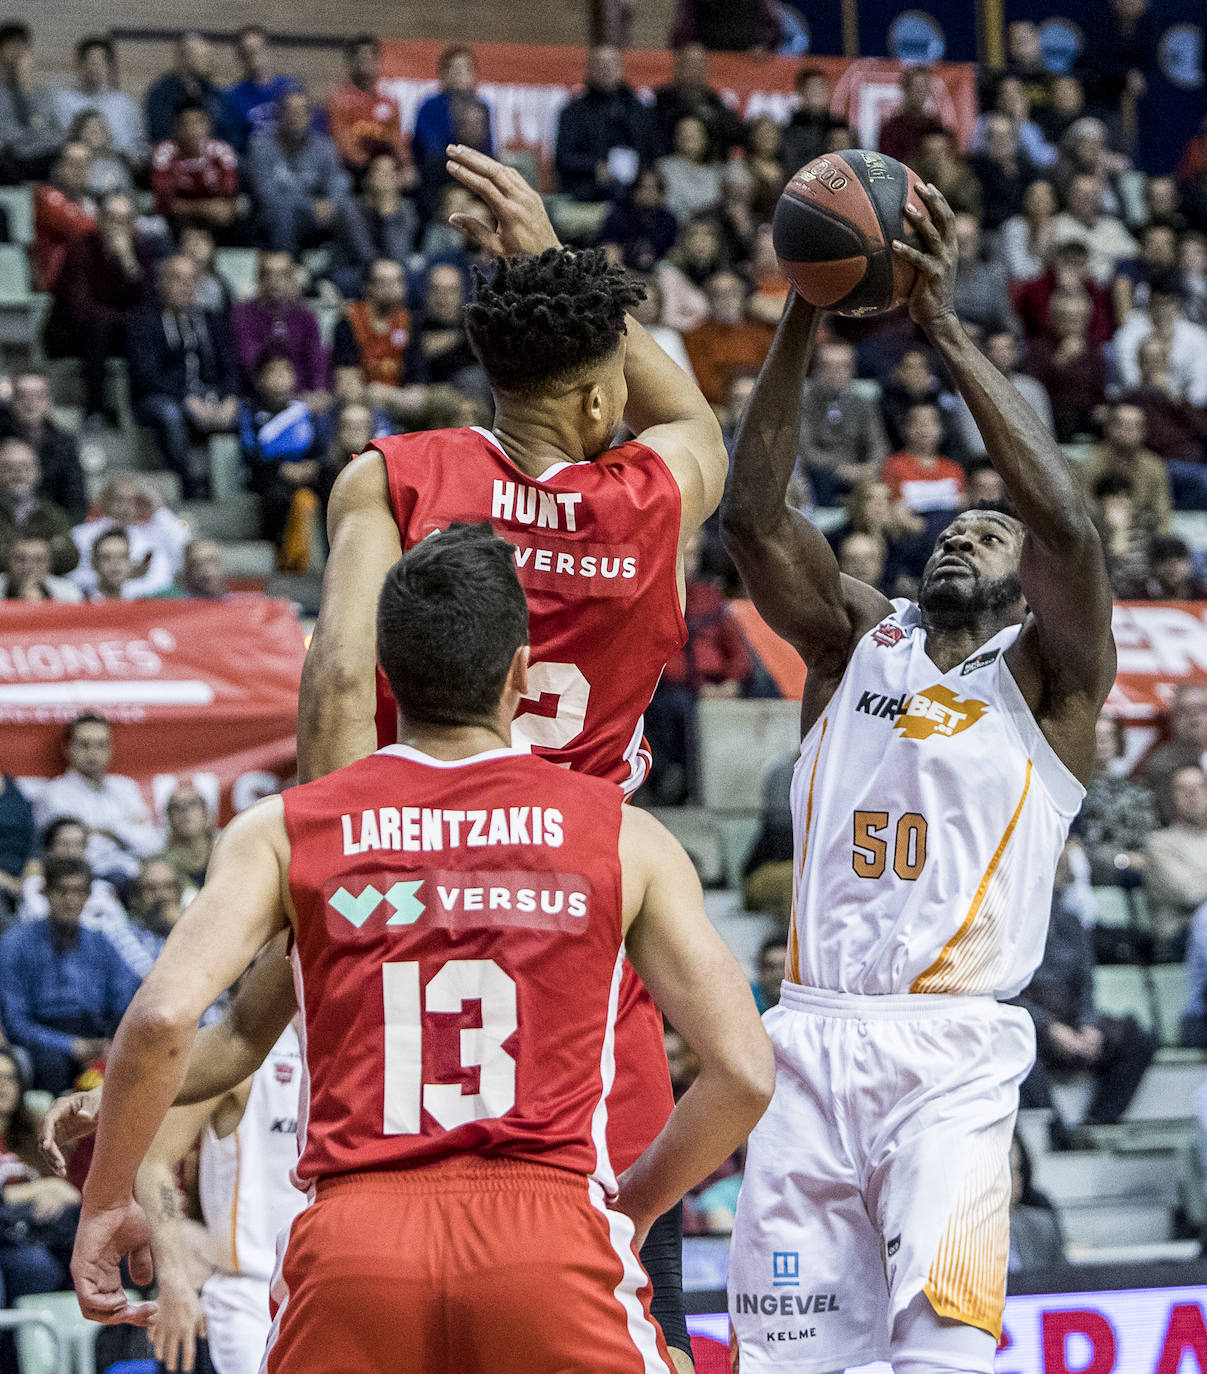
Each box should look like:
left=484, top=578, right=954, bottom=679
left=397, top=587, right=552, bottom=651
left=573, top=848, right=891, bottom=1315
left=744, top=116, right=787, bottom=223
left=67, top=110, right=133, bottom=198
left=657, top=115, right=723, bottom=226
left=599, top=166, right=678, bottom=273
left=162, top=785, right=216, bottom=893
left=1073, top=712, right=1158, bottom=887
left=1000, top=178, right=1060, bottom=282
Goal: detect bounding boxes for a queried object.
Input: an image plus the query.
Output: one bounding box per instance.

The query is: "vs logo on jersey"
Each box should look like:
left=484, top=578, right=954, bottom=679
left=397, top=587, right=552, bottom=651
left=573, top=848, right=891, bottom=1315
left=893, top=685, right=988, bottom=741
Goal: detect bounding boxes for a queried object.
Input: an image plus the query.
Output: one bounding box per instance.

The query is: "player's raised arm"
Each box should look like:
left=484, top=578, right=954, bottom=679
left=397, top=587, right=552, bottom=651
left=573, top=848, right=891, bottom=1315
left=71, top=800, right=292, bottom=1324
left=892, top=183, right=1116, bottom=777
left=719, top=295, right=891, bottom=697
left=616, top=807, right=774, bottom=1242
left=297, top=454, right=402, bottom=782
left=445, top=144, right=726, bottom=542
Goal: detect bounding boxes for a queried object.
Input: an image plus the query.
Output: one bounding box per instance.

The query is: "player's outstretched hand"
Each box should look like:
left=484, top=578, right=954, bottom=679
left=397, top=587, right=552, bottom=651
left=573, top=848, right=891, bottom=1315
left=891, top=181, right=959, bottom=333
left=38, top=1086, right=102, bottom=1177
left=151, top=1272, right=207, bottom=1373
left=445, top=145, right=562, bottom=258
left=71, top=1198, right=158, bottom=1326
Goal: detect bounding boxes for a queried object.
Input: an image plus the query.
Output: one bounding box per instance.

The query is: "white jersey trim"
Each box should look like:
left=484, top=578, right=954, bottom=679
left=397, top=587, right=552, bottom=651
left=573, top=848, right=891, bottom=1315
left=470, top=426, right=574, bottom=482
left=376, top=743, right=528, bottom=769
left=588, top=1176, right=672, bottom=1373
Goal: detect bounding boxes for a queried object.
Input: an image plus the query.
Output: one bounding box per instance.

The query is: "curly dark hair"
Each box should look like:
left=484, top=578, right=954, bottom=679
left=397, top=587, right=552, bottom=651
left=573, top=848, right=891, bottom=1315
left=465, top=248, right=645, bottom=396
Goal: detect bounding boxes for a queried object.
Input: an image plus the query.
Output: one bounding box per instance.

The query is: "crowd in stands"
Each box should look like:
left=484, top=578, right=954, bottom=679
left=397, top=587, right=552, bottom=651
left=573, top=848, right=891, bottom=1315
left=0, top=0, right=1206, bottom=1276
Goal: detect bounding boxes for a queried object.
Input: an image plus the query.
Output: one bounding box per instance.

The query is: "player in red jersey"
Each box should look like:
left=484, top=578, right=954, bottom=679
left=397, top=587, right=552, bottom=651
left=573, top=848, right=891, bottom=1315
left=69, top=526, right=774, bottom=1374
left=294, top=147, right=731, bottom=1365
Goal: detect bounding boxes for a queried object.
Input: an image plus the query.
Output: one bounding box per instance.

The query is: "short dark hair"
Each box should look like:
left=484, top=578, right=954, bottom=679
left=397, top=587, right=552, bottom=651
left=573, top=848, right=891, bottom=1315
left=43, top=856, right=91, bottom=894
left=76, top=34, right=115, bottom=65
left=175, top=101, right=210, bottom=125
left=64, top=711, right=109, bottom=743
left=439, top=44, right=473, bottom=70
left=1150, top=534, right=1191, bottom=563
left=237, top=24, right=268, bottom=44
left=794, top=66, right=827, bottom=88
left=42, top=815, right=86, bottom=850
left=0, top=22, right=30, bottom=47
left=1092, top=473, right=1131, bottom=500
left=465, top=248, right=643, bottom=395
left=93, top=527, right=130, bottom=557
left=376, top=523, right=528, bottom=728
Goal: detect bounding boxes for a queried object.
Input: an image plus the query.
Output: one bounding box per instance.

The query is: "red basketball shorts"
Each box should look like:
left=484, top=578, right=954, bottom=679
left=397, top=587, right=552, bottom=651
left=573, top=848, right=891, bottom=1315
left=261, top=1156, right=676, bottom=1374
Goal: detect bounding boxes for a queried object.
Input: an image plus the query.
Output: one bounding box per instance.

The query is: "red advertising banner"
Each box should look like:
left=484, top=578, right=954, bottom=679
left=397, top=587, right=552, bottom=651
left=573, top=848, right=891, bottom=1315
left=378, top=40, right=978, bottom=170
left=0, top=597, right=306, bottom=822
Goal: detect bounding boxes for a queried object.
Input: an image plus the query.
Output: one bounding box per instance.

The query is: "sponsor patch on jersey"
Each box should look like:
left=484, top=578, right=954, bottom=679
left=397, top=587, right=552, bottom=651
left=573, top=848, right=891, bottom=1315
left=960, top=648, right=1000, bottom=676
left=274, top=1061, right=295, bottom=1085
left=893, top=684, right=988, bottom=740
left=871, top=621, right=907, bottom=648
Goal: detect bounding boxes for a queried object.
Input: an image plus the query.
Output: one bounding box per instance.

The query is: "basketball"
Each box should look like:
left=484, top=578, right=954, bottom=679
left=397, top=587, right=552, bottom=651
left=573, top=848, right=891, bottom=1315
left=772, top=149, right=931, bottom=317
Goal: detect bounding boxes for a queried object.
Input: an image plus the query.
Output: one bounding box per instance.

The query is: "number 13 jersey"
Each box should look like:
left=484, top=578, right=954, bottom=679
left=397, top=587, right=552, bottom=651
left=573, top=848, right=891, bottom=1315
left=789, top=600, right=1085, bottom=1000
left=373, top=426, right=686, bottom=796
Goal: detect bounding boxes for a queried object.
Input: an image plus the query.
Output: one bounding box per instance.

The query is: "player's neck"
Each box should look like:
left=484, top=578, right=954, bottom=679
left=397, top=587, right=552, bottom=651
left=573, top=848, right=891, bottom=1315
left=919, top=613, right=1014, bottom=674
left=491, top=407, right=589, bottom=476
left=398, top=721, right=513, bottom=762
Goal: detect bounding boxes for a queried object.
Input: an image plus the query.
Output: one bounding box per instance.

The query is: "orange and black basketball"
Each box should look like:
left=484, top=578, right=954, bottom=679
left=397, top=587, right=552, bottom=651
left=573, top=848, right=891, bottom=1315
left=772, top=149, right=930, bottom=317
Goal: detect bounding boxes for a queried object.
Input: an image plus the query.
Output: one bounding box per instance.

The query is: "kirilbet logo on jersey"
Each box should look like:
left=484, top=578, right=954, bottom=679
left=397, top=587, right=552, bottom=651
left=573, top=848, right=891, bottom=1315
left=893, top=685, right=988, bottom=741
left=772, top=1252, right=800, bottom=1287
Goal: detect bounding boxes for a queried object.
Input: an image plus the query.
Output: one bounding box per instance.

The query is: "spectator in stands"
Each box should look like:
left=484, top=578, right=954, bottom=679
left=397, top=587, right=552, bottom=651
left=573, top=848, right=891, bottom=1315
left=412, top=46, right=492, bottom=212
left=71, top=472, right=189, bottom=599
left=245, top=91, right=348, bottom=257
left=982, top=73, right=1056, bottom=170
left=1019, top=288, right=1108, bottom=444
left=792, top=338, right=889, bottom=507
left=653, top=42, right=743, bottom=162
left=1146, top=764, right=1207, bottom=959
left=179, top=221, right=231, bottom=318
left=34, top=714, right=161, bottom=891
left=1093, top=473, right=1153, bottom=595
left=0, top=439, right=77, bottom=576
left=16, top=817, right=132, bottom=961
left=951, top=330, right=1054, bottom=460
left=331, top=257, right=424, bottom=421
left=0, top=372, right=86, bottom=522
left=1181, top=232, right=1207, bottom=326
left=1018, top=842, right=1158, bottom=1145
left=837, top=531, right=888, bottom=590
left=600, top=168, right=678, bottom=274
left=880, top=404, right=965, bottom=520
left=1180, top=114, right=1207, bottom=186
left=913, top=130, right=982, bottom=220
left=174, top=537, right=228, bottom=600
left=1055, top=117, right=1127, bottom=218
left=232, top=251, right=329, bottom=407
left=656, top=214, right=726, bottom=331
left=327, top=34, right=407, bottom=174
left=554, top=45, right=654, bottom=202
left=1051, top=172, right=1138, bottom=285
left=161, top=785, right=215, bottom=891
left=682, top=271, right=773, bottom=405
left=1003, top=20, right=1050, bottom=94
left=32, top=141, right=94, bottom=292
left=41, top=192, right=155, bottom=425
left=1113, top=222, right=1179, bottom=321
left=1075, top=711, right=1158, bottom=885
left=782, top=67, right=843, bottom=173
left=657, top=115, right=723, bottom=225
left=416, top=263, right=483, bottom=397
left=151, top=103, right=240, bottom=238
left=1125, top=535, right=1207, bottom=601
left=999, top=178, right=1060, bottom=283
left=742, top=755, right=794, bottom=917
left=952, top=213, right=1016, bottom=336
left=1077, top=403, right=1171, bottom=532
left=1113, top=277, right=1207, bottom=406
left=879, top=348, right=958, bottom=453
left=126, top=253, right=240, bottom=499
left=67, top=109, right=133, bottom=199
left=1146, top=174, right=1186, bottom=232
left=744, top=116, right=787, bottom=224
left=144, top=31, right=232, bottom=147
left=1035, top=74, right=1088, bottom=149
left=1144, top=684, right=1207, bottom=818
left=717, top=159, right=757, bottom=263
left=239, top=352, right=323, bottom=551
left=830, top=479, right=929, bottom=590
left=54, top=34, right=147, bottom=169
left=877, top=66, right=945, bottom=165
left=225, top=25, right=303, bottom=155
left=0, top=536, right=82, bottom=602
left=318, top=400, right=376, bottom=515
left=122, top=857, right=184, bottom=977
left=84, top=527, right=139, bottom=602
left=1009, top=1134, right=1066, bottom=1268
left=1182, top=158, right=1207, bottom=240
left=1119, top=338, right=1207, bottom=476
left=327, top=152, right=418, bottom=299
left=0, top=21, right=64, bottom=183
left=1181, top=903, right=1207, bottom=1046
left=752, top=935, right=787, bottom=1014
left=0, top=855, right=138, bottom=1093
left=968, top=112, right=1035, bottom=232
left=0, top=778, right=32, bottom=923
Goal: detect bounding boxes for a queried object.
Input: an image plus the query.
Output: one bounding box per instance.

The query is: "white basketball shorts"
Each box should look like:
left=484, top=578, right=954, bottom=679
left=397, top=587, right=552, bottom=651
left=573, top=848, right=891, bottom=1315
left=201, top=1272, right=272, bottom=1374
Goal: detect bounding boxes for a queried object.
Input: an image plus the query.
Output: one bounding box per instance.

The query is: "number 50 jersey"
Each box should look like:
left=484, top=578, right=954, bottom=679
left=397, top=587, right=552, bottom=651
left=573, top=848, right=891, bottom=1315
left=789, top=600, right=1085, bottom=1000
left=373, top=426, right=686, bottom=797
left=282, top=744, right=629, bottom=1188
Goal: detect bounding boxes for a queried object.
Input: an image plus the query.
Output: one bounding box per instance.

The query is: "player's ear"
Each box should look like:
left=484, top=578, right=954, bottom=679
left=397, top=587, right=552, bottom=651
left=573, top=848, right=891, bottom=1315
left=507, top=644, right=530, bottom=699
left=583, top=383, right=605, bottom=424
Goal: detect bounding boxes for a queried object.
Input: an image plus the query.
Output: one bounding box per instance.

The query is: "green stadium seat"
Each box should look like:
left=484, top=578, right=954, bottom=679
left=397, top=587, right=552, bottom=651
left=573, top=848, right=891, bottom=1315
left=15, top=1290, right=101, bottom=1374
left=0, top=242, right=31, bottom=301
left=1092, top=885, right=1133, bottom=928
left=215, top=247, right=259, bottom=301
left=850, top=377, right=882, bottom=403
left=0, top=185, right=33, bottom=245
left=1094, top=963, right=1154, bottom=1031
left=1170, top=511, right=1207, bottom=555
left=1151, top=963, right=1191, bottom=1046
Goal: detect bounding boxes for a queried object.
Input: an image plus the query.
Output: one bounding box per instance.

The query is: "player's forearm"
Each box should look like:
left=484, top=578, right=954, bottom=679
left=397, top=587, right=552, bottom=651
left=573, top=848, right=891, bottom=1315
left=134, top=1157, right=190, bottom=1279
left=720, top=295, right=819, bottom=538
left=296, top=635, right=378, bottom=783
left=175, top=1022, right=263, bottom=1106
left=614, top=1063, right=772, bottom=1233
left=925, top=315, right=1097, bottom=550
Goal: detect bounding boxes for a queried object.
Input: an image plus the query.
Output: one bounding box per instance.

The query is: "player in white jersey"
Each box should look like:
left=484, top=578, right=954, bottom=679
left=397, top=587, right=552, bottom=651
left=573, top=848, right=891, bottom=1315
left=720, top=184, right=1116, bottom=1372
left=132, top=1024, right=306, bottom=1374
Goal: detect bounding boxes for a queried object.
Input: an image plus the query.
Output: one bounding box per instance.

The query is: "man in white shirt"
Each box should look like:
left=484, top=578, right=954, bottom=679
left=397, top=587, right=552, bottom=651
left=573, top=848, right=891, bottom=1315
left=1113, top=281, right=1207, bottom=406
left=71, top=472, right=190, bottom=598
left=53, top=35, right=148, bottom=167
left=33, top=714, right=162, bottom=887
left=1050, top=173, right=1138, bottom=286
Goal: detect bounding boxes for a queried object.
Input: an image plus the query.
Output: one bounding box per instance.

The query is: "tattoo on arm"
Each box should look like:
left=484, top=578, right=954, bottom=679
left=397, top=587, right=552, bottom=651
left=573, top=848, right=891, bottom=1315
left=158, top=1182, right=179, bottom=1222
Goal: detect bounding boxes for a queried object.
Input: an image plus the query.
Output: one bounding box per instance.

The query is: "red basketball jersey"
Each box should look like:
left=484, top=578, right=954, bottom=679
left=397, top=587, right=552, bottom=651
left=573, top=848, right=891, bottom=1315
left=282, top=745, right=629, bottom=1185
left=372, top=426, right=686, bottom=796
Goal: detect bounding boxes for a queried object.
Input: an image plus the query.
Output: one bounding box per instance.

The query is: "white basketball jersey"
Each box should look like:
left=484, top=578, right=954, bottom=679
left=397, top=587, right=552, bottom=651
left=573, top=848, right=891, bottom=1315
left=788, top=600, right=1084, bottom=999
left=199, top=1025, right=307, bottom=1283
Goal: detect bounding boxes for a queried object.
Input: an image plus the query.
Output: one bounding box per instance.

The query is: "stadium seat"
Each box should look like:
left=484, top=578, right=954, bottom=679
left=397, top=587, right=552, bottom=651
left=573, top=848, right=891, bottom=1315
left=1150, top=963, right=1191, bottom=1046
left=15, top=1290, right=104, bottom=1374
left=850, top=377, right=881, bottom=403
left=1092, top=885, right=1132, bottom=928
left=697, top=699, right=800, bottom=814
left=0, top=184, right=33, bottom=245
left=214, top=247, right=259, bottom=301
left=208, top=434, right=244, bottom=503
left=1094, top=963, right=1154, bottom=1031
left=0, top=242, right=31, bottom=301
left=1170, top=511, right=1207, bottom=554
